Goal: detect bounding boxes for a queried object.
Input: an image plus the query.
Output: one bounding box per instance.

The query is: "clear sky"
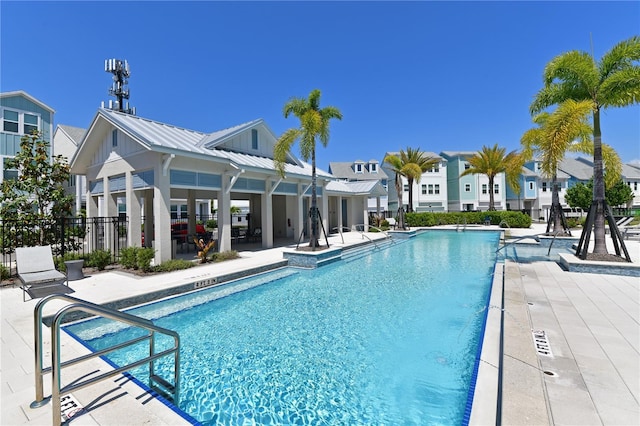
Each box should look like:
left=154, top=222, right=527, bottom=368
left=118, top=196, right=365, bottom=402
left=2, top=1, right=639, bottom=171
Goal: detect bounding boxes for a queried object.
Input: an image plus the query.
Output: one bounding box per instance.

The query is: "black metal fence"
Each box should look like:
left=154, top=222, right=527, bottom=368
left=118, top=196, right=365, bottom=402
left=1, top=216, right=129, bottom=276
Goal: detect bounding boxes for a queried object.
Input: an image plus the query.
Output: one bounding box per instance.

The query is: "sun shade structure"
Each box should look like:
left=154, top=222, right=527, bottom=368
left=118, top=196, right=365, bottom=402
left=70, top=109, right=386, bottom=264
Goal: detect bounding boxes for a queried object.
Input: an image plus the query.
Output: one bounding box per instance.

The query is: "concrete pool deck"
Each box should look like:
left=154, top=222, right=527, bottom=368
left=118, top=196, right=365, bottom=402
left=1, top=225, right=638, bottom=425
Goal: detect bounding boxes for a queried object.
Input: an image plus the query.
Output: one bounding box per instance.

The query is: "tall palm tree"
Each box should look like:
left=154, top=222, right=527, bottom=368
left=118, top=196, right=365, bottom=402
left=460, top=144, right=521, bottom=211
left=399, top=148, right=439, bottom=212
left=530, top=36, right=640, bottom=256
left=274, top=89, right=342, bottom=250
left=383, top=150, right=419, bottom=230
left=521, top=100, right=595, bottom=235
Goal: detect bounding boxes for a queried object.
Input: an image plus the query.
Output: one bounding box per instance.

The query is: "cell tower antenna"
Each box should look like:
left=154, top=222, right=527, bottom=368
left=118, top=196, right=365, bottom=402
left=103, top=58, right=136, bottom=115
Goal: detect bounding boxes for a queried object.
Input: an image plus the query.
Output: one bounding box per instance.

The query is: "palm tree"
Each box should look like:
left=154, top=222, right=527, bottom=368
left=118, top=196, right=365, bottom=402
left=399, top=148, right=439, bottom=212
left=521, top=100, right=595, bottom=235
left=274, top=89, right=342, bottom=250
left=383, top=151, right=416, bottom=230
left=530, top=36, right=640, bottom=257
left=460, top=144, right=521, bottom=211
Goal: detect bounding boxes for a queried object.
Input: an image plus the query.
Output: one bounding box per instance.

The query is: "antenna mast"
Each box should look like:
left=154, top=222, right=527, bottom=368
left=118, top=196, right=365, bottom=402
left=102, top=58, right=136, bottom=115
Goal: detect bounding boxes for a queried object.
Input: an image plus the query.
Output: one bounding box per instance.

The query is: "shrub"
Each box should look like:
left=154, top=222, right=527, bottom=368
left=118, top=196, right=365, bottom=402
left=87, top=250, right=112, bottom=270
left=206, top=219, right=217, bottom=229
left=211, top=250, right=239, bottom=262
left=405, top=211, right=532, bottom=228
left=119, top=247, right=139, bottom=269
left=136, top=248, right=156, bottom=273
left=153, top=259, right=195, bottom=273
left=566, top=217, right=581, bottom=229
left=0, top=264, right=10, bottom=281
left=54, top=252, right=85, bottom=272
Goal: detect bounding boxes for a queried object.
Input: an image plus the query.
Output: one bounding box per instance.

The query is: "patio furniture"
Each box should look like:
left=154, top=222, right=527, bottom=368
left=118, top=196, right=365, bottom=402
left=64, top=259, right=85, bottom=281
left=16, top=245, right=70, bottom=301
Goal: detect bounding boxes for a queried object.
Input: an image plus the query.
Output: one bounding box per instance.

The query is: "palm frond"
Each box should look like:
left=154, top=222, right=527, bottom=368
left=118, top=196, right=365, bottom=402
left=599, top=35, right=640, bottom=80
left=599, top=67, right=640, bottom=107
left=273, top=128, right=300, bottom=177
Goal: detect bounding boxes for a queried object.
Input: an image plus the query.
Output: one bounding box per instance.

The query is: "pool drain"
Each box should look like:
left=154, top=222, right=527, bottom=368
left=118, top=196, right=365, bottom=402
left=543, top=370, right=558, bottom=377
left=532, top=329, right=553, bottom=357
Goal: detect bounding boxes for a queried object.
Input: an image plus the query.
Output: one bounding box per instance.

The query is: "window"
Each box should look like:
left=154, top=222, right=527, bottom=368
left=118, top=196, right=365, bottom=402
left=2, top=109, right=40, bottom=134
left=370, top=163, right=377, bottom=173
left=251, top=129, right=258, bottom=150
left=24, top=113, right=38, bottom=134
left=421, top=184, right=427, bottom=195
left=434, top=184, right=440, bottom=194
left=529, top=182, right=534, bottom=190
left=3, top=157, right=18, bottom=181
left=482, top=184, right=487, bottom=194
left=429, top=164, right=439, bottom=173
left=3, top=110, right=18, bottom=132
left=355, top=163, right=363, bottom=173
left=403, top=184, right=409, bottom=192
left=542, top=182, right=547, bottom=192
left=428, top=184, right=434, bottom=195
left=635, top=182, right=638, bottom=191
left=464, top=183, right=471, bottom=192
left=494, top=184, right=499, bottom=194
left=464, top=163, right=470, bottom=170
left=112, top=129, right=118, bottom=147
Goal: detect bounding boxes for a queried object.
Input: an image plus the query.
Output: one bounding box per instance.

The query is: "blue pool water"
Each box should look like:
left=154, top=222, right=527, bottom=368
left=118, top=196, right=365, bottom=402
left=65, top=230, right=500, bottom=425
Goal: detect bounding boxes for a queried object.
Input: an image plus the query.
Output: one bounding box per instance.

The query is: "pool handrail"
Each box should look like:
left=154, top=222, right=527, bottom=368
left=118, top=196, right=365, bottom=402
left=31, top=294, right=180, bottom=426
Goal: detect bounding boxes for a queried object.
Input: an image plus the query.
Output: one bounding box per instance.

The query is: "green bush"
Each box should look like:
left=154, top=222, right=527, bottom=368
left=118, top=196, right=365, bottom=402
left=0, top=264, right=10, bottom=281
left=405, top=211, right=532, bottom=228
left=211, top=250, right=239, bottom=262
left=206, top=219, right=217, bottom=229
left=136, top=248, right=156, bottom=273
left=54, top=252, right=85, bottom=272
left=119, top=247, right=139, bottom=269
left=87, top=250, right=112, bottom=270
left=153, top=259, right=196, bottom=272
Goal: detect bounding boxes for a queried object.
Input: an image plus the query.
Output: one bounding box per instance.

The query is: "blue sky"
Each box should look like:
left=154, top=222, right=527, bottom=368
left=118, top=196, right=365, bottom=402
left=2, top=1, right=639, bottom=170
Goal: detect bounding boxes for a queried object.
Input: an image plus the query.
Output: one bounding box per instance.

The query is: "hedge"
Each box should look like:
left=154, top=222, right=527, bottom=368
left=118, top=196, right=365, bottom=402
left=405, top=211, right=532, bottom=228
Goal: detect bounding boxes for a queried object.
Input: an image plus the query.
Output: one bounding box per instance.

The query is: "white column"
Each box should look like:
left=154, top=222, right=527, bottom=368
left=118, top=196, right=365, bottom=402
left=153, top=165, right=172, bottom=264
left=321, top=183, right=329, bottom=241
left=337, top=196, right=343, bottom=233
left=126, top=171, right=142, bottom=247
left=261, top=182, right=273, bottom=248
left=75, top=175, right=83, bottom=215
left=87, top=186, right=98, bottom=252
left=217, top=178, right=231, bottom=252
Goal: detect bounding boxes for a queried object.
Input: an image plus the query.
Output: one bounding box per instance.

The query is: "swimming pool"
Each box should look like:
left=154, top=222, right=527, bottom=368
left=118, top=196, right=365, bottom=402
left=65, top=230, right=500, bottom=425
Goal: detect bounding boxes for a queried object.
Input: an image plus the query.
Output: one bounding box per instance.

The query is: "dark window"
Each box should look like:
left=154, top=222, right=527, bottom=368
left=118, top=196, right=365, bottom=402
left=251, top=129, right=258, bottom=149
left=3, top=110, right=18, bottom=132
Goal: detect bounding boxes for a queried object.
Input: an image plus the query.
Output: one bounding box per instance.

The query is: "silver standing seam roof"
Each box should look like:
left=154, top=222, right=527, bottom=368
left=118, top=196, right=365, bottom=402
left=95, top=108, right=333, bottom=179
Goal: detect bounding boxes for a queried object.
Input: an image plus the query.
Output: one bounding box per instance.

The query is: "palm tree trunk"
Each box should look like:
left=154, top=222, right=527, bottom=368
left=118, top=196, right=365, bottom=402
left=551, top=174, right=563, bottom=233
left=407, top=178, right=414, bottom=212
left=310, top=145, right=319, bottom=249
left=395, top=173, right=405, bottom=229
left=592, top=108, right=607, bottom=254
left=488, top=176, right=495, bottom=211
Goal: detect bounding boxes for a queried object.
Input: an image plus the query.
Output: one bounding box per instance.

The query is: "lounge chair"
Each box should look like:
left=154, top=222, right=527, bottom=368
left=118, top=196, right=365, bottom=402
left=247, top=228, right=262, bottom=242
left=16, top=245, right=70, bottom=301
left=387, top=218, right=397, bottom=229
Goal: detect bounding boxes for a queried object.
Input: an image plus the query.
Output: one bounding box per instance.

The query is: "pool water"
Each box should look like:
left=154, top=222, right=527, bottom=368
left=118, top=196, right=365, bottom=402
left=65, top=230, right=500, bottom=425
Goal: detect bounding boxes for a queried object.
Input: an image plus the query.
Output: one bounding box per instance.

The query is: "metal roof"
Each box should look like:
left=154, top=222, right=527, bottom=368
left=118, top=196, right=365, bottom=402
left=58, top=124, right=86, bottom=145
left=558, top=157, right=594, bottom=180
left=325, top=179, right=387, bottom=196
left=96, top=109, right=329, bottom=178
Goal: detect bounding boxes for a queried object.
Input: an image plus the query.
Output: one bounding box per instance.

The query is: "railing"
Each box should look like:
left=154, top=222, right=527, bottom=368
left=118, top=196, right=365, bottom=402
left=31, top=294, right=180, bottom=426
left=456, top=217, right=467, bottom=232
left=1, top=216, right=129, bottom=275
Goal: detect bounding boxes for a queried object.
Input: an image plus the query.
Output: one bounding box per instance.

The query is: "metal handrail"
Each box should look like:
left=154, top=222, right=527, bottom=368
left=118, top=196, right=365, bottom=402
left=31, top=294, right=180, bottom=426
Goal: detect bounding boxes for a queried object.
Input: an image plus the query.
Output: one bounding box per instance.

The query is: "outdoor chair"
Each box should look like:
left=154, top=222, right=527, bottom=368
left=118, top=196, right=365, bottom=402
left=16, top=245, right=71, bottom=301
left=387, top=218, right=397, bottom=229
left=247, top=228, right=262, bottom=243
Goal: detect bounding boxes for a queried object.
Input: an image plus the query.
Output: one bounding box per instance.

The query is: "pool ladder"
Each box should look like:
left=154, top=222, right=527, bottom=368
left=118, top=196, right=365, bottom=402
left=30, top=294, right=180, bottom=426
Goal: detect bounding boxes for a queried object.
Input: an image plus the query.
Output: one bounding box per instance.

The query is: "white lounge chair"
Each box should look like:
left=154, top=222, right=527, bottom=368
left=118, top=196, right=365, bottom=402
left=387, top=218, right=397, bottom=229
left=16, top=245, right=70, bottom=301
